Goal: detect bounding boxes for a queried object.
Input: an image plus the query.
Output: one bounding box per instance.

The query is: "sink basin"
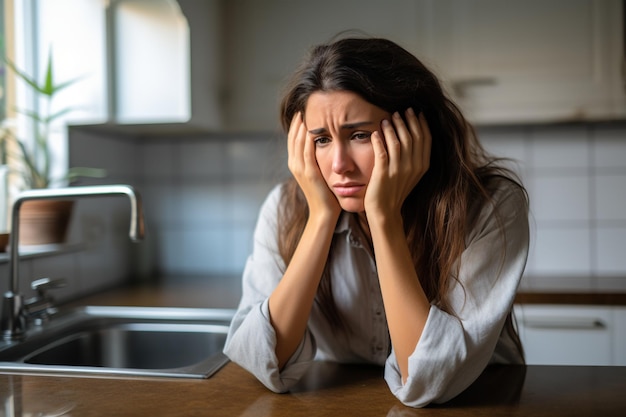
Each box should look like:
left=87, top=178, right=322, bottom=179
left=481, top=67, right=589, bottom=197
left=0, top=306, right=235, bottom=378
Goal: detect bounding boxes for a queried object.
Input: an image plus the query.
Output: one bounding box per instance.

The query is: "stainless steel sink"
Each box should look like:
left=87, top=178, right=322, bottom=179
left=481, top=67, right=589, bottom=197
left=0, top=306, right=235, bottom=378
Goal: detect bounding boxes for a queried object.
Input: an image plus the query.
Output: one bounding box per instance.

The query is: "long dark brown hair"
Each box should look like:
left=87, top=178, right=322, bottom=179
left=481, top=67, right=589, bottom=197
left=277, top=37, right=527, bottom=358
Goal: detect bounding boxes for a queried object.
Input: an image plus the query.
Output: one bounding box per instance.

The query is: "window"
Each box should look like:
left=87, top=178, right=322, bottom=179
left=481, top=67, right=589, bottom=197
left=2, top=0, right=189, bottom=231
left=1, top=0, right=13, bottom=233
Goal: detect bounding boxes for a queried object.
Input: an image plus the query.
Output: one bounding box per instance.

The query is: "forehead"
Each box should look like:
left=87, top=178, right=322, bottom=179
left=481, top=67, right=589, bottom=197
left=304, top=91, right=387, bottom=125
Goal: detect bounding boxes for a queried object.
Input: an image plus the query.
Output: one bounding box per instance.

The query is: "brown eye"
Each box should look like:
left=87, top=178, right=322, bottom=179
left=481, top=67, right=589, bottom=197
left=352, top=132, right=372, bottom=141
left=314, top=137, right=331, bottom=145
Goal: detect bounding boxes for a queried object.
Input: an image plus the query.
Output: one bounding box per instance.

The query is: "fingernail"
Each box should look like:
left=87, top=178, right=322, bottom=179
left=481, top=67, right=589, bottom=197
left=382, top=119, right=391, bottom=127
left=406, top=107, right=415, bottom=116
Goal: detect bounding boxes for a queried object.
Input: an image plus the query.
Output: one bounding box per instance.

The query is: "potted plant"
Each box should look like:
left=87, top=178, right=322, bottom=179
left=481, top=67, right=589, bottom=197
left=1, top=50, right=106, bottom=245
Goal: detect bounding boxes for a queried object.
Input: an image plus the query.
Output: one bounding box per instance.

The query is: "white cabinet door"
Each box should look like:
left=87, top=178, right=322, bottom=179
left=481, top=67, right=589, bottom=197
left=613, top=307, right=626, bottom=366
left=420, top=0, right=625, bottom=124
left=514, top=305, right=613, bottom=366
left=222, top=0, right=422, bottom=131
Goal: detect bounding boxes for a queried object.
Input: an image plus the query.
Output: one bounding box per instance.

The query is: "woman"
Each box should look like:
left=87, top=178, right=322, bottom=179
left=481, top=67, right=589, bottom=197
left=224, top=37, right=529, bottom=408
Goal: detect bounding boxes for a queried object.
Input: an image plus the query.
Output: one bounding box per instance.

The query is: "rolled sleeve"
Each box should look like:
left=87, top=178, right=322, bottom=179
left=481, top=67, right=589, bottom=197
left=224, top=298, right=316, bottom=392
left=223, top=185, right=316, bottom=392
left=385, top=307, right=467, bottom=407
left=384, top=183, right=529, bottom=407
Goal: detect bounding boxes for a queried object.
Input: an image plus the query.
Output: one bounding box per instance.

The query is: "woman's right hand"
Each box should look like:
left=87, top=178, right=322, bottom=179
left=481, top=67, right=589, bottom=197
left=287, top=112, right=341, bottom=222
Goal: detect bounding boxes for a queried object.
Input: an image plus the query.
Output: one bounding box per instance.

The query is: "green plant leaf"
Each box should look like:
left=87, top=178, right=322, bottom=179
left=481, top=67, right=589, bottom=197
left=2, top=58, right=44, bottom=95
left=45, top=107, right=76, bottom=123
left=3, top=49, right=83, bottom=97
left=66, top=167, right=107, bottom=183
left=43, top=49, right=54, bottom=95
left=13, top=138, right=46, bottom=187
left=2, top=46, right=102, bottom=190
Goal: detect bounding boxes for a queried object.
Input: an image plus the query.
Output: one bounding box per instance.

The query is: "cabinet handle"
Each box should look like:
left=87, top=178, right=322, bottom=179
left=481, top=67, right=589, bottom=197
left=451, top=77, right=497, bottom=98
left=523, top=317, right=606, bottom=330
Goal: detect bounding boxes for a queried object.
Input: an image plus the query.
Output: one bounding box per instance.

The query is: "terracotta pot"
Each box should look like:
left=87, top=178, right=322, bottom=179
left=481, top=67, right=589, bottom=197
left=18, top=200, right=74, bottom=245
left=0, top=232, right=8, bottom=252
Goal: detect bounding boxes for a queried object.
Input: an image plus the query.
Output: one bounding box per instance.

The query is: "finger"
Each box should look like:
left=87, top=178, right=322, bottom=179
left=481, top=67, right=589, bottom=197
left=391, top=111, right=413, bottom=157
left=371, top=130, right=389, bottom=170
left=381, top=118, right=401, bottom=172
left=404, top=107, right=422, bottom=163
left=418, top=112, right=432, bottom=170
left=287, top=113, right=301, bottom=159
left=303, top=120, right=316, bottom=170
left=288, top=113, right=306, bottom=173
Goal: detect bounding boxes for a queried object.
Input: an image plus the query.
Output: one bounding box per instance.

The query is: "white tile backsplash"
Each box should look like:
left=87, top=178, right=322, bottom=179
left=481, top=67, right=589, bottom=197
left=593, top=126, right=626, bottom=168
left=179, top=183, right=228, bottom=226
left=154, top=227, right=186, bottom=273
left=531, top=174, right=590, bottom=222
left=139, top=141, right=178, bottom=179
left=530, top=227, right=592, bottom=275
left=530, top=126, right=589, bottom=169
left=180, top=227, right=232, bottom=274
left=64, top=122, right=626, bottom=290
left=596, top=227, right=626, bottom=274
left=70, top=130, right=139, bottom=179
left=594, top=175, right=626, bottom=221
left=139, top=183, right=180, bottom=225
left=180, top=141, right=226, bottom=178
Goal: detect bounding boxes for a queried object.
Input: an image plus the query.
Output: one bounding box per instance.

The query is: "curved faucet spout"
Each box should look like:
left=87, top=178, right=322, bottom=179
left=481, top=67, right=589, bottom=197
left=2, top=184, right=145, bottom=340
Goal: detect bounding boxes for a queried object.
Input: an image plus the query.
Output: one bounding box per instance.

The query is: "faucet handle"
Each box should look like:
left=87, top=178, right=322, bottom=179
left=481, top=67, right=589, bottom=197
left=25, top=278, right=67, bottom=324
left=31, top=277, right=67, bottom=297
left=30, top=278, right=67, bottom=300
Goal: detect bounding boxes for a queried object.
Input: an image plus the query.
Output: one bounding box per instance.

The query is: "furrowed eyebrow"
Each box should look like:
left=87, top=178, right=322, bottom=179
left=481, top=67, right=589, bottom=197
left=308, top=121, right=375, bottom=135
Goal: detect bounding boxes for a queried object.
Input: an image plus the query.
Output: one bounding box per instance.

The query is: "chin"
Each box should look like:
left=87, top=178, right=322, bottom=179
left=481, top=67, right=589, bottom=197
left=338, top=198, right=365, bottom=213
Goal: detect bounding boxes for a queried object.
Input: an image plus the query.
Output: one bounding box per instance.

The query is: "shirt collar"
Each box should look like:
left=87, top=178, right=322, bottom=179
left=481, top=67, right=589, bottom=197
left=334, top=211, right=352, bottom=235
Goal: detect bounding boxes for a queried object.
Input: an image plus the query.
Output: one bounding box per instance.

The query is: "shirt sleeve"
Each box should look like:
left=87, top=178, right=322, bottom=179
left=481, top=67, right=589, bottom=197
left=223, top=185, right=316, bottom=393
left=384, top=182, right=530, bottom=408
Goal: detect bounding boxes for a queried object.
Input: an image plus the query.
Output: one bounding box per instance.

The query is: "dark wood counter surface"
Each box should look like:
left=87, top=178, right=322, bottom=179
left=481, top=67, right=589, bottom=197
left=1, top=279, right=624, bottom=416
left=62, top=275, right=626, bottom=308
left=1, top=362, right=625, bottom=416
left=515, top=292, right=626, bottom=305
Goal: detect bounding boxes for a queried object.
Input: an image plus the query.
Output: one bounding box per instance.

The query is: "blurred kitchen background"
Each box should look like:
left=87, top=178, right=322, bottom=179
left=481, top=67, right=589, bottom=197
left=0, top=0, right=625, bottom=365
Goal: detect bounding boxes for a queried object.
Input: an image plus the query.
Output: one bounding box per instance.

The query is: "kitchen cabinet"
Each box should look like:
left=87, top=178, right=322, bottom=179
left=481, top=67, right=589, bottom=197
left=111, top=0, right=224, bottom=130
left=79, top=0, right=626, bottom=133
left=220, top=0, right=421, bottom=132
left=417, top=0, right=625, bottom=124
left=614, top=307, right=626, bottom=365
left=514, top=305, right=626, bottom=366
left=221, top=0, right=625, bottom=130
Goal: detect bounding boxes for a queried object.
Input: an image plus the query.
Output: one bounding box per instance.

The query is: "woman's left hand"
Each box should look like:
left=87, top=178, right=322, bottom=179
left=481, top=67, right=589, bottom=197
left=364, top=108, right=432, bottom=218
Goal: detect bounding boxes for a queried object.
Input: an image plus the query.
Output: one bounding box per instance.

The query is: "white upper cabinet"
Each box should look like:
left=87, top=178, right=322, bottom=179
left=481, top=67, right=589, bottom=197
left=113, top=0, right=190, bottom=124
left=97, top=0, right=626, bottom=132
left=417, top=0, right=625, bottom=124
left=221, top=0, right=422, bottom=132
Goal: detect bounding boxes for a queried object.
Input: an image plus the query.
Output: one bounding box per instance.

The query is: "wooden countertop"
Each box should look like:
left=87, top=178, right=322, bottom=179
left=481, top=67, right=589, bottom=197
left=1, top=280, right=623, bottom=416
left=515, top=291, right=626, bottom=306
left=63, top=276, right=626, bottom=309
left=2, top=362, right=625, bottom=416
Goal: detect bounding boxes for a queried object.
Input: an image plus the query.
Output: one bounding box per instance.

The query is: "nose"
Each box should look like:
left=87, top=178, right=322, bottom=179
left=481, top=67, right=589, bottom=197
left=332, top=142, right=354, bottom=175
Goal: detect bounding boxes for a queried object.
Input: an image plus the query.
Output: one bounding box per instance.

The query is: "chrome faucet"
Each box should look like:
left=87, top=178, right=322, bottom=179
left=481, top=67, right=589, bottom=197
left=1, top=184, right=145, bottom=340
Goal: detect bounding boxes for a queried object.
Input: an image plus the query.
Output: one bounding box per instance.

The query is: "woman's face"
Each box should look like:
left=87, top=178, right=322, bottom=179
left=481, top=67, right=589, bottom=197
left=304, top=90, right=390, bottom=213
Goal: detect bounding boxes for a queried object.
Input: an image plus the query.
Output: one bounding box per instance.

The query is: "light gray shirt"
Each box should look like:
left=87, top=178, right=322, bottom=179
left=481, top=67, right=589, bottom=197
left=224, top=180, right=529, bottom=408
